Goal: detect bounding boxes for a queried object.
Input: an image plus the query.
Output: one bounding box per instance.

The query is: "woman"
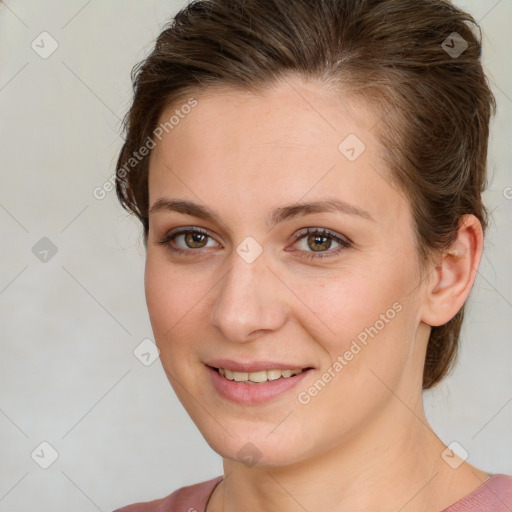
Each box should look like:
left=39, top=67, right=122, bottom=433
left=113, top=0, right=511, bottom=510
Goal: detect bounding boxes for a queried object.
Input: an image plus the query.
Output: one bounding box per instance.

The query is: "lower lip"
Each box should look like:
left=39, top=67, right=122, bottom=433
left=206, top=365, right=312, bottom=405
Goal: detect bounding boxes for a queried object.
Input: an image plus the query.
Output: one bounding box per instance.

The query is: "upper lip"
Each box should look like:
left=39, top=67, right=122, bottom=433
left=205, top=359, right=314, bottom=373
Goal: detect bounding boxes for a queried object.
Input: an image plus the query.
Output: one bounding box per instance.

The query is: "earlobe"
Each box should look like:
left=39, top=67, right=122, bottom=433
left=422, top=215, right=483, bottom=327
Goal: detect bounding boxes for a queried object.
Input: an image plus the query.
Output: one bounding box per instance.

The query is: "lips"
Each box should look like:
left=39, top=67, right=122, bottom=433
left=206, top=364, right=313, bottom=404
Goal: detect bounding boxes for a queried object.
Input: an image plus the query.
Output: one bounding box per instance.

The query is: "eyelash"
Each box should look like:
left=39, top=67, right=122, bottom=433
left=157, top=227, right=352, bottom=260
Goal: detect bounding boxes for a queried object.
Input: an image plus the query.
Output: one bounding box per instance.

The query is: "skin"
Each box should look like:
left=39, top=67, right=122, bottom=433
left=145, top=74, right=489, bottom=512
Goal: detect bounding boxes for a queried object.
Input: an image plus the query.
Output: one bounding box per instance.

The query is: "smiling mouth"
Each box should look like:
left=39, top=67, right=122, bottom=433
left=211, top=366, right=313, bottom=384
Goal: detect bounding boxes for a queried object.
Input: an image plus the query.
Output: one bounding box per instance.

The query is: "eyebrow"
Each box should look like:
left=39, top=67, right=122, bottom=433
left=148, top=197, right=375, bottom=227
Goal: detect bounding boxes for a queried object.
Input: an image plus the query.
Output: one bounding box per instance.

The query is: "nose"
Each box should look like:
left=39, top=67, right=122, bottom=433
left=209, top=247, right=288, bottom=343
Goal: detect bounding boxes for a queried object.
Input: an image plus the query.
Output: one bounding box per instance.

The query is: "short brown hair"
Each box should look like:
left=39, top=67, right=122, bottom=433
left=115, top=0, right=496, bottom=389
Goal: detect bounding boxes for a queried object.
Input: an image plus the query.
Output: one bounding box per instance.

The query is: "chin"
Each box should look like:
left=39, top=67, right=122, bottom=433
left=196, top=422, right=314, bottom=468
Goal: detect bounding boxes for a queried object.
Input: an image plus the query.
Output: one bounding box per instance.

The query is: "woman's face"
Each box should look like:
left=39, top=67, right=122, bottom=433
left=145, top=75, right=430, bottom=467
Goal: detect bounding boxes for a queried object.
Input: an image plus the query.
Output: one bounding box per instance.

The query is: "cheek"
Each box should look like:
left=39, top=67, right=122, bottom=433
left=292, top=262, right=414, bottom=378
left=144, top=257, right=198, bottom=341
left=290, top=271, right=415, bottom=430
left=144, top=255, right=220, bottom=366
left=291, top=270, right=397, bottom=341
left=144, top=258, right=175, bottom=335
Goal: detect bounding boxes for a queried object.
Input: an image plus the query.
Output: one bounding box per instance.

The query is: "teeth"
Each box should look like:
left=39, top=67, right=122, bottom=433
left=233, top=371, right=248, bottom=382
left=218, top=367, right=303, bottom=383
left=266, top=369, right=284, bottom=381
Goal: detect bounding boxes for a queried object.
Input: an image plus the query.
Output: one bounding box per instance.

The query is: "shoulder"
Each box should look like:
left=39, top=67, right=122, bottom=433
left=444, top=474, right=512, bottom=511
left=112, top=475, right=223, bottom=512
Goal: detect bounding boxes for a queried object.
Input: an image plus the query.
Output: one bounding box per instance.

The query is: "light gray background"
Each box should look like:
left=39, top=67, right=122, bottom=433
left=0, top=1, right=510, bottom=511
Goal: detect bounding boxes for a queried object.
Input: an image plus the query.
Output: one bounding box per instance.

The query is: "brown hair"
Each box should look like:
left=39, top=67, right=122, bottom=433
left=115, top=0, right=496, bottom=389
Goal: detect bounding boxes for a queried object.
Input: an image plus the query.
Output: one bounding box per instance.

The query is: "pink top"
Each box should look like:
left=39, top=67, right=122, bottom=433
left=114, top=473, right=512, bottom=512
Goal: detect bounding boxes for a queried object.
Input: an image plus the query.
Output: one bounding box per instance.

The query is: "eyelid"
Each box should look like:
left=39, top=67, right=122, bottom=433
left=292, top=227, right=352, bottom=245
left=165, top=225, right=218, bottom=242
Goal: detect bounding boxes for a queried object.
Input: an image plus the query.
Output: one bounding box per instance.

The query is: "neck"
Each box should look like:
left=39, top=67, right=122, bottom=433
left=208, top=396, right=485, bottom=512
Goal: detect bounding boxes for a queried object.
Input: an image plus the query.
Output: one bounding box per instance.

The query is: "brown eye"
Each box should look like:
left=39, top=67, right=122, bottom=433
left=182, top=232, right=209, bottom=249
left=157, top=227, right=220, bottom=256
left=293, top=228, right=352, bottom=260
left=305, top=233, right=333, bottom=252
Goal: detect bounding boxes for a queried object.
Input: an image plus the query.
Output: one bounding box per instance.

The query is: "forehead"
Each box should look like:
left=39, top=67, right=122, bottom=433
left=154, top=78, right=377, bottom=150
left=151, top=78, right=378, bottom=175
left=147, top=77, right=406, bottom=227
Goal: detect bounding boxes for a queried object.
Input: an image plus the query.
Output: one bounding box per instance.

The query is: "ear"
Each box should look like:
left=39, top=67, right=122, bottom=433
left=421, top=214, right=484, bottom=327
